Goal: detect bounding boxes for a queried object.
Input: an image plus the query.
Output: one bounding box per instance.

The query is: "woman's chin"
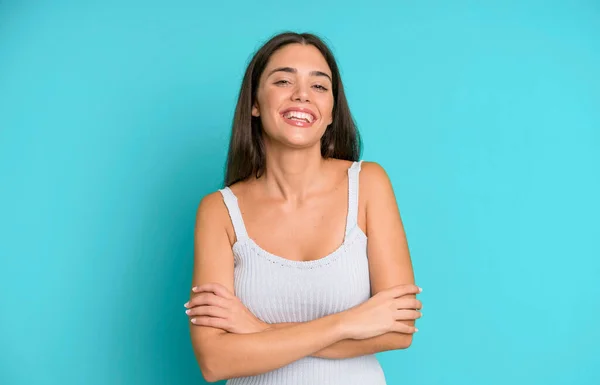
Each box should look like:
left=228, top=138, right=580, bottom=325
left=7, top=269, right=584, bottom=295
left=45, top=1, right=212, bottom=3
left=283, top=137, right=318, bottom=149
left=265, top=129, right=321, bottom=149
left=269, top=134, right=318, bottom=149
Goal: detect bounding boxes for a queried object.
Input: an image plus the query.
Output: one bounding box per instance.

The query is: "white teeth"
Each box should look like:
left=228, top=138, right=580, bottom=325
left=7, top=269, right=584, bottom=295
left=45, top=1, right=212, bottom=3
left=283, top=111, right=314, bottom=123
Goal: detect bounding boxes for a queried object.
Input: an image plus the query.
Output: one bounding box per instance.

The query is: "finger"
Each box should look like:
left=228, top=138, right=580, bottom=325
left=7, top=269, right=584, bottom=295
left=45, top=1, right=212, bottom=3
left=190, top=316, right=229, bottom=330
left=186, top=305, right=228, bottom=319
left=394, top=309, right=422, bottom=321
left=192, top=282, right=234, bottom=299
left=187, top=293, right=229, bottom=309
left=388, top=284, right=422, bottom=298
left=394, top=298, right=422, bottom=310
left=391, top=321, right=418, bottom=334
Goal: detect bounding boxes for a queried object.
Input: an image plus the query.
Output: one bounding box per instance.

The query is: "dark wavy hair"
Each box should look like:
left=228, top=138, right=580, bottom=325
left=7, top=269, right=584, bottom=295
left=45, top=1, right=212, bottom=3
left=224, top=32, right=361, bottom=186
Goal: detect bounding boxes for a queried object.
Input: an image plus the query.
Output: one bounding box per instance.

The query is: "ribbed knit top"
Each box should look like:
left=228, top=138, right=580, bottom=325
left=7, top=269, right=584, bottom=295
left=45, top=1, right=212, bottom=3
left=218, top=161, right=387, bottom=385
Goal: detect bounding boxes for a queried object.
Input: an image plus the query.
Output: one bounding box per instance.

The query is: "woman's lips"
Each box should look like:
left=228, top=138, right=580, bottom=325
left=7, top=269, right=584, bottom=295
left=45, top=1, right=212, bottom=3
left=281, top=114, right=315, bottom=127
left=280, top=107, right=317, bottom=128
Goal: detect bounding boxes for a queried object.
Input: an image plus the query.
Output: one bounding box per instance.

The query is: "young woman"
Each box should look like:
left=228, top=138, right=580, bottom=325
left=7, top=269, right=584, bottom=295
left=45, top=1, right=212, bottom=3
left=184, top=32, right=422, bottom=384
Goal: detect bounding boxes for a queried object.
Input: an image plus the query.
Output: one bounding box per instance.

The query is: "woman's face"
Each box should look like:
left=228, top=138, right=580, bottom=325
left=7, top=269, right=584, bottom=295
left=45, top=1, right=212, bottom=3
left=253, top=43, right=334, bottom=150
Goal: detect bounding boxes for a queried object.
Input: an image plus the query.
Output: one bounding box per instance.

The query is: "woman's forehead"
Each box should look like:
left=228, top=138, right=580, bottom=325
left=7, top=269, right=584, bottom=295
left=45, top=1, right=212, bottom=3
left=264, top=44, right=332, bottom=77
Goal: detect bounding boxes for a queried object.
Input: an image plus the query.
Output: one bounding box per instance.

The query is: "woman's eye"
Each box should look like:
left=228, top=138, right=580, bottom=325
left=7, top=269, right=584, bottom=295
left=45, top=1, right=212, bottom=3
left=313, top=84, right=328, bottom=91
left=274, top=80, right=290, bottom=85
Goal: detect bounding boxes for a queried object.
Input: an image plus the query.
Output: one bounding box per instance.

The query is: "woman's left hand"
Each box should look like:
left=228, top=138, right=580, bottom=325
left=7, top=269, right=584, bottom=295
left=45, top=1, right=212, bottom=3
left=184, top=282, right=268, bottom=334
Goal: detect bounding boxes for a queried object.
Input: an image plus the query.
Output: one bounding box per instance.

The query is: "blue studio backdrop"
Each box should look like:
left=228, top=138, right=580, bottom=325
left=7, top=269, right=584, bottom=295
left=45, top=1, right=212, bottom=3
left=1, top=1, right=599, bottom=384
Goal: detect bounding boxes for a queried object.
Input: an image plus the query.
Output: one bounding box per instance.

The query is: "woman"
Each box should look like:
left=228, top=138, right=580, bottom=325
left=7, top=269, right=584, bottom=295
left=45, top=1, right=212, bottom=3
left=184, top=32, right=422, bottom=384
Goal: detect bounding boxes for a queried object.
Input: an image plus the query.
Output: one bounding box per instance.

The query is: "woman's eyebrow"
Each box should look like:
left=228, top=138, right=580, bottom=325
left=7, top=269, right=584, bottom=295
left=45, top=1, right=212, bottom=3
left=267, top=67, right=332, bottom=82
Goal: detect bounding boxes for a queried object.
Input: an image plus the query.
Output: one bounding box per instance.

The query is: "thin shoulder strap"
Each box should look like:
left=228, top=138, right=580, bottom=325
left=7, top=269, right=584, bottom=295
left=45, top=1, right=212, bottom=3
left=345, top=160, right=363, bottom=237
left=218, top=187, right=249, bottom=241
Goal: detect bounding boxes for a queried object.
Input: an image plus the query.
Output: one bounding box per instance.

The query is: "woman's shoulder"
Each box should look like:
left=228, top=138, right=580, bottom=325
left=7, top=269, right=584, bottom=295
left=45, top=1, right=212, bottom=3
left=195, top=189, right=238, bottom=244
left=196, top=190, right=229, bottom=221
left=359, top=160, right=390, bottom=180
left=358, top=160, right=396, bottom=201
left=197, top=178, right=250, bottom=210
left=327, top=158, right=393, bottom=192
left=329, top=158, right=389, bottom=177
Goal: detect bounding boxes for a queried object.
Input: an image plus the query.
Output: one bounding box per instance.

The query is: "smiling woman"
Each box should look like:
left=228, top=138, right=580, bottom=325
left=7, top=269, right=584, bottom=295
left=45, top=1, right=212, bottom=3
left=251, top=45, right=335, bottom=152
left=185, top=32, right=422, bottom=385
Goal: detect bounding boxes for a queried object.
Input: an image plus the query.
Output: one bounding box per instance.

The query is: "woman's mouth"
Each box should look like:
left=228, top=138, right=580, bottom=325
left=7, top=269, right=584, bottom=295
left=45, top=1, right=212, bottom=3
left=280, top=108, right=317, bottom=128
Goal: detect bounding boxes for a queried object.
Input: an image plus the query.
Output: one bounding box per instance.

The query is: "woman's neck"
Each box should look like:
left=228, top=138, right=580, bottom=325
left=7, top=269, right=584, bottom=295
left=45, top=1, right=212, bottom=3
left=260, top=143, right=328, bottom=203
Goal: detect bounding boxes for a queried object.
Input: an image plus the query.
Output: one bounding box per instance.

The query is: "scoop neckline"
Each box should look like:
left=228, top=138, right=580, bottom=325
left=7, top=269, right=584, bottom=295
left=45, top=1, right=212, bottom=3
left=232, top=225, right=367, bottom=269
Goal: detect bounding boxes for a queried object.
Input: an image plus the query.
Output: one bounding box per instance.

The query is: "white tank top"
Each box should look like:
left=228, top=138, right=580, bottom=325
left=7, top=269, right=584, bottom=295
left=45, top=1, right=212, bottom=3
left=218, top=160, right=387, bottom=385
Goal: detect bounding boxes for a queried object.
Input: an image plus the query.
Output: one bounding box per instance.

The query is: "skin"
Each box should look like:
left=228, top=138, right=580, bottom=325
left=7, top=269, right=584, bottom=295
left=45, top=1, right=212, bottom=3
left=187, top=43, right=421, bottom=382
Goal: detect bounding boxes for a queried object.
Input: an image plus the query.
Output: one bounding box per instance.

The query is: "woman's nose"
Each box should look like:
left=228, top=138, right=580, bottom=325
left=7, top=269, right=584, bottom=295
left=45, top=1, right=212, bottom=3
left=291, top=84, right=310, bottom=102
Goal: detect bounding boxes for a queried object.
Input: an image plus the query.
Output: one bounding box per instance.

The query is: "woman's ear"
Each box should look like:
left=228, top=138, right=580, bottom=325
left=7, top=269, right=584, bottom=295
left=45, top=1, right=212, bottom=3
left=252, top=103, right=260, bottom=117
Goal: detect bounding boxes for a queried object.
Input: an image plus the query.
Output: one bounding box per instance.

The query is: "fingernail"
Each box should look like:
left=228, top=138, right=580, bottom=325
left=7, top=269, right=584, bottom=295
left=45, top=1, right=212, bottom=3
left=184, top=302, right=189, bottom=308
left=191, top=318, right=197, bottom=323
left=418, top=287, right=422, bottom=293
left=185, top=309, right=191, bottom=315
left=192, top=286, right=199, bottom=292
left=415, top=328, right=419, bottom=332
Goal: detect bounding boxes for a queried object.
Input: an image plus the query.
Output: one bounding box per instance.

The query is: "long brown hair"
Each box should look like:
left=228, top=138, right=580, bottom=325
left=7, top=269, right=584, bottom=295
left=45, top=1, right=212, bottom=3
left=224, top=32, right=361, bottom=186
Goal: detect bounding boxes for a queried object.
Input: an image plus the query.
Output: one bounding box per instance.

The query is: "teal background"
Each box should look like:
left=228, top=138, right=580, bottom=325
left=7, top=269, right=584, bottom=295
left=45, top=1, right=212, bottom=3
left=1, top=1, right=599, bottom=384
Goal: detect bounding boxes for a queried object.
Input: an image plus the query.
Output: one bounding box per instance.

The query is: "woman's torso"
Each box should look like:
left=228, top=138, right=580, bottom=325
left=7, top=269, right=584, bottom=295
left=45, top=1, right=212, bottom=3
left=219, top=160, right=387, bottom=385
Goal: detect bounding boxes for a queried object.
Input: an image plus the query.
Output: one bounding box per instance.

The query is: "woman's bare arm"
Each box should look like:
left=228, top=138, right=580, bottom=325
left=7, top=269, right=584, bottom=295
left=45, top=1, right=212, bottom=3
left=361, top=161, right=418, bottom=346
left=265, top=322, right=411, bottom=359
left=189, top=192, right=351, bottom=382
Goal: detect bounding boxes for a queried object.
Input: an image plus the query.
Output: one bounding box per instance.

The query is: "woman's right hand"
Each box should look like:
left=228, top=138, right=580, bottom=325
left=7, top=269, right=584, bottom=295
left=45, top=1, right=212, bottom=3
left=341, top=284, right=422, bottom=340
